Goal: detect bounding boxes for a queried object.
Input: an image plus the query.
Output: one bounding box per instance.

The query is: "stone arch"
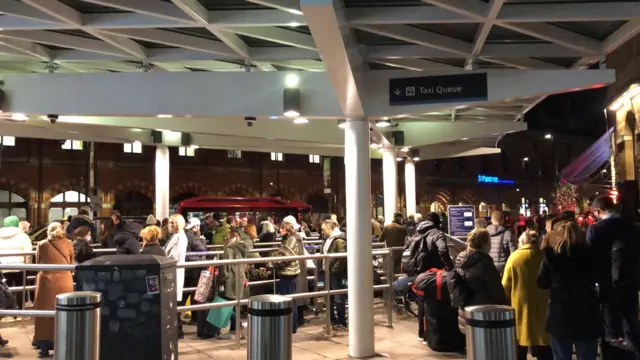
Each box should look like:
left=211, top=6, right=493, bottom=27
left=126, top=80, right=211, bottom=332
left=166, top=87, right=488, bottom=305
left=434, top=189, right=451, bottom=206
left=455, top=191, right=475, bottom=205
left=171, top=182, right=211, bottom=202
left=110, top=181, right=154, bottom=204
left=0, top=178, right=37, bottom=203
left=267, top=184, right=300, bottom=201
left=217, top=184, right=259, bottom=197
left=43, top=179, right=104, bottom=204
left=301, top=185, right=325, bottom=203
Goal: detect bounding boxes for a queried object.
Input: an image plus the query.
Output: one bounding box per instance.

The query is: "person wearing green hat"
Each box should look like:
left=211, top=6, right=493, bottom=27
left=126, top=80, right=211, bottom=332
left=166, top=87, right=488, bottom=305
left=0, top=215, right=33, bottom=320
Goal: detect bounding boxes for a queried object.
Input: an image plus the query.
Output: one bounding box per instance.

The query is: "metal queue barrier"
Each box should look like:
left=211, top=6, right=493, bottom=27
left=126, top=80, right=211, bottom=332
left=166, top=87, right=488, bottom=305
left=0, top=248, right=402, bottom=349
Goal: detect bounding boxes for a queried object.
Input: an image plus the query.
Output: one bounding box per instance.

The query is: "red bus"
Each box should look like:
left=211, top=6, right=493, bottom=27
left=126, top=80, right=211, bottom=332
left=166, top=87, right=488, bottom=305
left=175, top=196, right=312, bottom=224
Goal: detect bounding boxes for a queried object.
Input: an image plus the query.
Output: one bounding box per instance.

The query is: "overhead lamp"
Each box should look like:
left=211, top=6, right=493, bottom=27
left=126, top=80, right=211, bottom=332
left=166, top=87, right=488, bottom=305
left=461, top=137, right=469, bottom=141
left=284, top=73, right=299, bottom=88
left=400, top=147, right=409, bottom=152
left=283, top=88, right=301, bottom=117
left=11, top=113, right=28, bottom=121
left=131, top=128, right=143, bottom=132
left=603, top=169, right=608, bottom=173
left=410, top=149, right=419, bottom=161
left=396, top=156, right=404, bottom=162
left=157, top=114, right=173, bottom=118
left=376, top=119, right=391, bottom=128
left=516, top=188, right=520, bottom=192
left=523, top=157, right=529, bottom=162
left=293, top=117, right=308, bottom=124
left=544, top=133, right=553, bottom=139
left=288, top=22, right=301, bottom=27
left=337, top=119, right=347, bottom=129
left=370, top=143, right=380, bottom=149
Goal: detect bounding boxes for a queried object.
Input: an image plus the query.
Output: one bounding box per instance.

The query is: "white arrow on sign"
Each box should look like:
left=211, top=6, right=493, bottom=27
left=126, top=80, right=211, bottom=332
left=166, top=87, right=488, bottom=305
left=394, top=88, right=401, bottom=95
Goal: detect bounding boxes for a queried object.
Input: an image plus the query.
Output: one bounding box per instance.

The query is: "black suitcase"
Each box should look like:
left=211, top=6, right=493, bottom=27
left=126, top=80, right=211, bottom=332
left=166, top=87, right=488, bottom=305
left=422, top=269, right=465, bottom=352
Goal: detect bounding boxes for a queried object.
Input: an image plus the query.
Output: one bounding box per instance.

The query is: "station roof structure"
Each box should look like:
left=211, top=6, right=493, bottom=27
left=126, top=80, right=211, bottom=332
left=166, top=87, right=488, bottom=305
left=0, top=0, right=631, bottom=159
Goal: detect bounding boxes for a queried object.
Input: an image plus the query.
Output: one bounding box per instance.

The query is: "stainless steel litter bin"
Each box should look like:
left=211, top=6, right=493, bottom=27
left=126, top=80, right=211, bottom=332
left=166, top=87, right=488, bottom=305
left=464, top=305, right=517, bottom=360
left=247, top=294, right=293, bottom=360
left=55, top=291, right=102, bottom=360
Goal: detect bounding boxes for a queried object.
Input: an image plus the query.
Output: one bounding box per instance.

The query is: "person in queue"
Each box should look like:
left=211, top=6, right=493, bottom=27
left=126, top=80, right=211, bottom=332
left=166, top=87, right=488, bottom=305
left=144, top=214, right=158, bottom=229
left=371, top=219, right=382, bottom=241
left=453, top=230, right=508, bottom=332
left=213, top=216, right=235, bottom=246
left=404, top=214, right=418, bottom=237
left=0, top=215, right=33, bottom=314
left=217, top=230, right=249, bottom=340
left=18, top=221, right=30, bottom=233
left=378, top=212, right=407, bottom=275
left=65, top=207, right=96, bottom=242
left=322, top=219, right=348, bottom=330
left=71, top=226, right=95, bottom=264
left=241, top=223, right=260, bottom=259
left=283, top=215, right=311, bottom=327
left=259, top=219, right=276, bottom=243
left=486, top=211, right=518, bottom=275
left=99, top=217, right=116, bottom=249
left=587, top=195, right=640, bottom=352
left=502, top=230, right=552, bottom=360
left=112, top=211, right=141, bottom=254
left=34, top=222, right=74, bottom=358
left=140, top=226, right=166, bottom=256
left=537, top=220, right=601, bottom=360
left=161, top=217, right=170, bottom=246
left=474, top=217, right=487, bottom=231
left=273, top=221, right=303, bottom=334
left=165, top=214, right=189, bottom=339
left=376, top=216, right=385, bottom=228
left=184, top=217, right=208, bottom=323
left=200, top=213, right=215, bottom=242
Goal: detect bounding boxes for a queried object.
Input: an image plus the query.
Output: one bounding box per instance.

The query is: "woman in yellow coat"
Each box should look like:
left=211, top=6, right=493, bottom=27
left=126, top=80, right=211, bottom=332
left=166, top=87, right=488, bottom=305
left=502, top=230, right=552, bottom=360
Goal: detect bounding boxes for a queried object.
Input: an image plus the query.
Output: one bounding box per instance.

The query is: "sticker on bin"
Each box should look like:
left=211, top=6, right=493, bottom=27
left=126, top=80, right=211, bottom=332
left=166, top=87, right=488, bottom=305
left=145, top=275, right=160, bottom=295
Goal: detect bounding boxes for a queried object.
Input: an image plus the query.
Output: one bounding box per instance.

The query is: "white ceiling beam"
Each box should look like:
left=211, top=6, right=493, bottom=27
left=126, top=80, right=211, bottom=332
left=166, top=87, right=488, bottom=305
left=269, top=59, right=324, bottom=71
left=244, top=0, right=302, bottom=14
left=99, top=29, right=235, bottom=57
left=346, top=6, right=473, bottom=25
left=0, top=30, right=128, bottom=57
left=56, top=61, right=107, bottom=73
left=353, top=24, right=470, bottom=56
left=253, top=62, right=277, bottom=71
left=301, top=0, right=364, bottom=118
left=81, top=0, right=196, bottom=23
left=481, top=43, right=591, bottom=58
left=467, top=0, right=504, bottom=68
left=205, top=28, right=251, bottom=59
left=169, top=0, right=208, bottom=24
left=20, top=0, right=82, bottom=26
left=84, top=30, right=147, bottom=60
left=0, top=0, right=63, bottom=24
left=251, top=47, right=318, bottom=60
left=420, top=0, right=486, bottom=19
left=0, top=15, right=72, bottom=30
left=70, top=61, right=144, bottom=72
left=227, top=26, right=316, bottom=50
left=498, top=2, right=640, bottom=22
left=479, top=57, right=564, bottom=70
left=601, top=20, right=640, bottom=55
left=0, top=38, right=51, bottom=60
left=209, top=10, right=304, bottom=27
left=83, top=13, right=194, bottom=29
left=370, top=58, right=458, bottom=71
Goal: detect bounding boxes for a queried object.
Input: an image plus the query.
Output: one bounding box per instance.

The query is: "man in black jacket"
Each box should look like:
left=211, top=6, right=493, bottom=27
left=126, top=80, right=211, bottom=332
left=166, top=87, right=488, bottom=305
left=587, top=195, right=640, bottom=352
left=66, top=207, right=97, bottom=241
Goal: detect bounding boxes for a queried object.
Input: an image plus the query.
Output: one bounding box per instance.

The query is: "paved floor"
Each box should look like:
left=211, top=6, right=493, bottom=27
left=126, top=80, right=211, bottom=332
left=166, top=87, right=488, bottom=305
left=0, top=311, right=467, bottom=359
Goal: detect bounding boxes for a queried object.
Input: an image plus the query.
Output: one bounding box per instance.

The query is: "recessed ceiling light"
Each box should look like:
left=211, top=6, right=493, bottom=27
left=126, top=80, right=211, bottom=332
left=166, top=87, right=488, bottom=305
left=544, top=133, right=553, bottom=139
left=400, top=147, right=409, bottom=152
left=285, top=73, right=299, bottom=88
left=293, top=117, right=308, bottom=124
left=376, top=119, right=391, bottom=128
left=283, top=110, right=300, bottom=117
left=11, top=113, right=28, bottom=121
left=157, top=114, right=173, bottom=118
left=131, top=128, right=143, bottom=132
left=288, top=22, right=301, bottom=27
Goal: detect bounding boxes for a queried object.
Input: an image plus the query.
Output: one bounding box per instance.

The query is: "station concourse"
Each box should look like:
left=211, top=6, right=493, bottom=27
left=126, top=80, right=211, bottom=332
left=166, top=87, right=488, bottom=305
left=0, top=0, right=634, bottom=358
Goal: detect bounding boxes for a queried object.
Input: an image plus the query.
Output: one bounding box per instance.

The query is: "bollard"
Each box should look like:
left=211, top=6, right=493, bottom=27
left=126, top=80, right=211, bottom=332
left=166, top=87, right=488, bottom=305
left=55, top=291, right=102, bottom=360
left=247, top=294, right=293, bottom=360
left=464, top=305, right=517, bottom=360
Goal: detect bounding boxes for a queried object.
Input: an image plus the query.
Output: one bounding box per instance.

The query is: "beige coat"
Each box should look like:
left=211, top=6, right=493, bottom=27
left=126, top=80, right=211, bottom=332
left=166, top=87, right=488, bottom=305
left=34, top=239, right=74, bottom=341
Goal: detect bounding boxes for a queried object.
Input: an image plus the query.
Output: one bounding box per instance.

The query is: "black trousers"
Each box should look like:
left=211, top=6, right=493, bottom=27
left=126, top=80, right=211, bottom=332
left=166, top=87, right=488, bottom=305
left=517, top=345, right=553, bottom=360
left=417, top=295, right=426, bottom=339
left=4, top=272, right=25, bottom=310
left=603, top=286, right=640, bottom=353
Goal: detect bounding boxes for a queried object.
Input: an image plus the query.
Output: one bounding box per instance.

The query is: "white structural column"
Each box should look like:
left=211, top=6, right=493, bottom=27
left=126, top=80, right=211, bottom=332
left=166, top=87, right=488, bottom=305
left=382, top=149, right=398, bottom=225
left=405, top=159, right=416, bottom=216
left=344, top=118, right=374, bottom=358
left=155, top=146, right=170, bottom=221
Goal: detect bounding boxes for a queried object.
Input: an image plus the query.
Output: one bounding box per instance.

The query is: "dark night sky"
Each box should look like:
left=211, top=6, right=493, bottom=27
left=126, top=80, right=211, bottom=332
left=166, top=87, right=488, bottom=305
left=524, top=87, right=609, bottom=139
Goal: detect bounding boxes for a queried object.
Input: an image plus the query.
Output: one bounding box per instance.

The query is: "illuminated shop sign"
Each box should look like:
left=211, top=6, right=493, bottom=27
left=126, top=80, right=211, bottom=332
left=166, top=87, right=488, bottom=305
left=477, top=175, right=515, bottom=185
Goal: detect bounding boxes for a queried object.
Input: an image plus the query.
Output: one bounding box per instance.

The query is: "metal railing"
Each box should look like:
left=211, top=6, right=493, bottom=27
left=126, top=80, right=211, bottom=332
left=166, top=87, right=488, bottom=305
left=0, top=246, right=405, bottom=347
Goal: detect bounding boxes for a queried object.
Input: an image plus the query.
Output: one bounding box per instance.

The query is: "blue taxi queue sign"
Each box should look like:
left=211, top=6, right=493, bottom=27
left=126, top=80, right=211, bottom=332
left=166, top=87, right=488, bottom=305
left=389, top=73, right=488, bottom=106
left=448, top=205, right=476, bottom=237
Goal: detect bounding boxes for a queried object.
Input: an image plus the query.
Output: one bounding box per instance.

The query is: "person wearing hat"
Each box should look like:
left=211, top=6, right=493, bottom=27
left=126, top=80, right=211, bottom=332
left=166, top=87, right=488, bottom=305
left=144, top=214, right=158, bottom=228
left=378, top=212, right=408, bottom=275
left=0, top=215, right=33, bottom=316
left=65, top=207, right=96, bottom=242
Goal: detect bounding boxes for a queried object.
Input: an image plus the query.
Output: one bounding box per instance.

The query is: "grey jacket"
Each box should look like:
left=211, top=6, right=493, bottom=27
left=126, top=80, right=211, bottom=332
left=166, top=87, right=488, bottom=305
left=486, top=224, right=517, bottom=275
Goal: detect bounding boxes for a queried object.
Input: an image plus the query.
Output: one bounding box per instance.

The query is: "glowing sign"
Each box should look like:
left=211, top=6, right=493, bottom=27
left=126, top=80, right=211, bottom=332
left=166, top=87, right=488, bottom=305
left=477, top=175, right=515, bottom=185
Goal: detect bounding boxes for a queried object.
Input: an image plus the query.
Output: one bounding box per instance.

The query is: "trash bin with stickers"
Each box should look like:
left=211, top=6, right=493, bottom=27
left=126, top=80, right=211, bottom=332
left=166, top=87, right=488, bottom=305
left=74, top=255, right=178, bottom=360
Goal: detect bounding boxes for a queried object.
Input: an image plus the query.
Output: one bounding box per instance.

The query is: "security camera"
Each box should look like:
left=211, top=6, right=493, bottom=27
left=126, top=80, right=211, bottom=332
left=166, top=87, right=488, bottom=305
left=47, top=114, right=58, bottom=124
left=244, top=116, right=256, bottom=127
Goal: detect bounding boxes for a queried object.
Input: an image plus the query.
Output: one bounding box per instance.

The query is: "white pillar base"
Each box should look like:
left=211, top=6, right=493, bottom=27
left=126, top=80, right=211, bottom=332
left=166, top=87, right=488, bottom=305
left=344, top=119, right=375, bottom=358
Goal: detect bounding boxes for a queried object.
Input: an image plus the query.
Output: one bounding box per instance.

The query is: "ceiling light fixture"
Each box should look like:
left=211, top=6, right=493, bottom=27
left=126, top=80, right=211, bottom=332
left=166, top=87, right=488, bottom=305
left=544, top=133, right=553, bottom=139
left=461, top=137, right=469, bottom=141
left=293, top=117, right=309, bottom=124
left=283, top=110, right=300, bottom=117
left=287, top=9, right=303, bottom=15
left=11, top=113, right=28, bottom=121
left=285, top=73, right=299, bottom=88
left=131, top=128, right=143, bottom=132
left=523, top=157, right=529, bottom=162
left=400, top=147, right=409, bottom=152
left=376, top=119, right=391, bottom=128
left=157, top=114, right=173, bottom=118
left=413, top=156, right=420, bottom=161
left=288, top=22, right=301, bottom=27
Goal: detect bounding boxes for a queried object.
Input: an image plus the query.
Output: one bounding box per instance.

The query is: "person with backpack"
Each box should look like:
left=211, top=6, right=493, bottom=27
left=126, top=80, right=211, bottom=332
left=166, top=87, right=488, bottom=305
left=587, top=195, right=640, bottom=355
left=487, top=211, right=518, bottom=275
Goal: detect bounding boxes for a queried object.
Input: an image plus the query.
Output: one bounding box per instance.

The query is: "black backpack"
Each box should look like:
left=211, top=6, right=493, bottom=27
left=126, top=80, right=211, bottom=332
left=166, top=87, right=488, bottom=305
left=403, top=233, right=428, bottom=277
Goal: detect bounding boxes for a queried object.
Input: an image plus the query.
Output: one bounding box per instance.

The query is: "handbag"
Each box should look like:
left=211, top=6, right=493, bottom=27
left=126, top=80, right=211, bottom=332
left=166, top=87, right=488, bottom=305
left=0, top=272, right=16, bottom=310
left=206, top=295, right=234, bottom=329
left=194, top=266, right=216, bottom=303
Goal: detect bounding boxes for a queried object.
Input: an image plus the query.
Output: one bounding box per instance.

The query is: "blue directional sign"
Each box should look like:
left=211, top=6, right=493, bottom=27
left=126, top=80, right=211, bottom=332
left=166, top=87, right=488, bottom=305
left=448, top=205, right=476, bottom=237
left=477, top=175, right=515, bottom=185
left=389, top=73, right=488, bottom=106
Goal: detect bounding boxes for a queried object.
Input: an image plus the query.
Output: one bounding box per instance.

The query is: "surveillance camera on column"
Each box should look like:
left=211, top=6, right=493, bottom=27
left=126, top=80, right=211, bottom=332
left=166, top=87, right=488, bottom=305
left=47, top=114, right=59, bottom=124
left=245, top=116, right=256, bottom=127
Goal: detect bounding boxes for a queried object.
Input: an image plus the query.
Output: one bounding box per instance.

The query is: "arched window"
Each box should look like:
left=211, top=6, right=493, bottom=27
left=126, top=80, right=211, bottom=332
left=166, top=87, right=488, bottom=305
left=539, top=198, right=548, bottom=214
left=430, top=201, right=444, bottom=213
left=49, top=190, right=88, bottom=222
left=114, top=191, right=153, bottom=217
left=478, top=202, right=489, bottom=217
left=501, top=203, right=511, bottom=212
left=520, top=197, right=531, bottom=217
left=0, top=190, right=28, bottom=224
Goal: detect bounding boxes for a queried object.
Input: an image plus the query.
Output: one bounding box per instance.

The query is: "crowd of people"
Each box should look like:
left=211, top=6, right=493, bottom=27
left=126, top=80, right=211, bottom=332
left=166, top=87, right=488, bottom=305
left=392, top=195, right=640, bottom=360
